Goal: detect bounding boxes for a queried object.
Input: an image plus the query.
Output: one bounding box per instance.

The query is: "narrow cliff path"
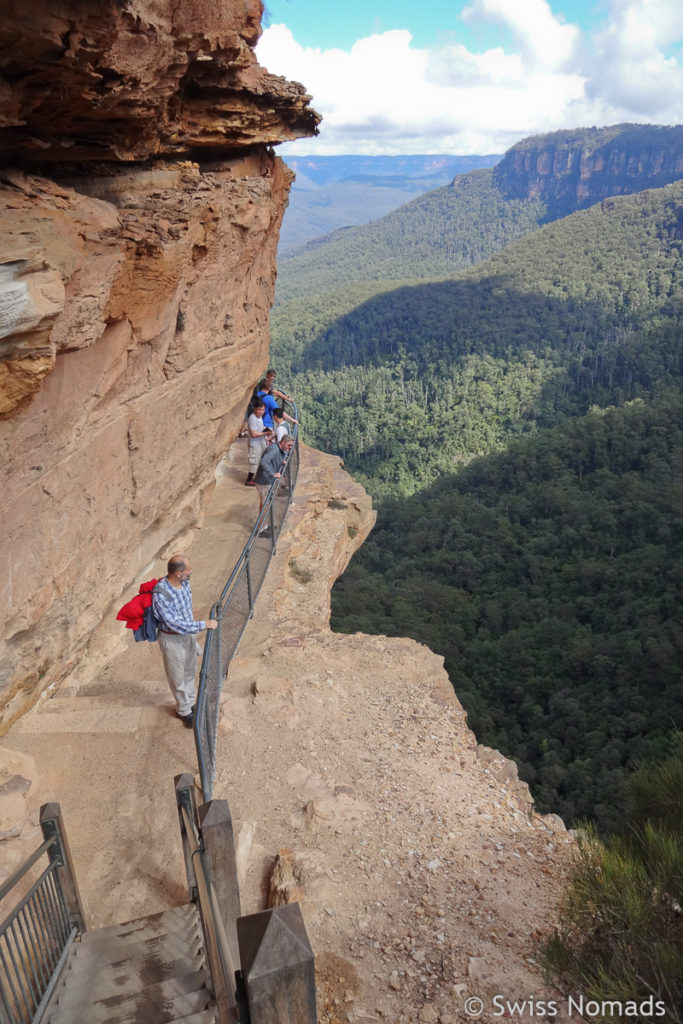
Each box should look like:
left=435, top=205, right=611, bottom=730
left=2, top=440, right=575, bottom=1024
left=2, top=439, right=263, bottom=923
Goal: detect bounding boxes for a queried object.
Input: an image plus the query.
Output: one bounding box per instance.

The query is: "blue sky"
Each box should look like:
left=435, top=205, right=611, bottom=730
left=264, top=0, right=598, bottom=52
left=257, top=0, right=683, bottom=155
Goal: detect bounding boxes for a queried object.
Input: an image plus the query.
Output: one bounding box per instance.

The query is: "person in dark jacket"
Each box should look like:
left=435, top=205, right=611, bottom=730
left=253, top=434, right=294, bottom=531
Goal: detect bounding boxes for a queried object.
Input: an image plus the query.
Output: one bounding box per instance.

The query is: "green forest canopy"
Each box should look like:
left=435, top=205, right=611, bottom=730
left=331, top=395, right=683, bottom=830
left=275, top=181, right=683, bottom=500
left=272, top=176, right=683, bottom=831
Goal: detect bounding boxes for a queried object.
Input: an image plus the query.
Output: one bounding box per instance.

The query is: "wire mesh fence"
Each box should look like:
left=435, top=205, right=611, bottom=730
left=195, top=404, right=300, bottom=799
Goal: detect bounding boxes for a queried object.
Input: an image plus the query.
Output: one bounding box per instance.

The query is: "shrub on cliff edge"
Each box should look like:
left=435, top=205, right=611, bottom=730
left=543, top=746, right=683, bottom=1021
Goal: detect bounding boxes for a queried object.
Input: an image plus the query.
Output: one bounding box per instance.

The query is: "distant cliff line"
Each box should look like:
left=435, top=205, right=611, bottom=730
left=491, top=123, right=683, bottom=218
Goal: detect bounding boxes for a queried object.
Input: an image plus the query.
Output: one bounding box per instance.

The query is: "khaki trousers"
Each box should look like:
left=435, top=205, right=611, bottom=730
left=248, top=438, right=267, bottom=472
left=158, top=631, right=200, bottom=716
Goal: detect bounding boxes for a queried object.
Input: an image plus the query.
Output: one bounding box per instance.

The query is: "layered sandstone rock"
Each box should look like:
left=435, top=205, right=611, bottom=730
left=0, top=0, right=319, bottom=729
left=492, top=123, right=683, bottom=217
left=0, top=0, right=319, bottom=163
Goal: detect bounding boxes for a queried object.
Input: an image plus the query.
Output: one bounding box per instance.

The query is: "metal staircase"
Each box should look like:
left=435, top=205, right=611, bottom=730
left=42, top=905, right=217, bottom=1024
left=1, top=779, right=317, bottom=1024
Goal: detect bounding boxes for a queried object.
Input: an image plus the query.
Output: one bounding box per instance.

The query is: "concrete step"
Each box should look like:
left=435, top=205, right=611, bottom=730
left=77, top=905, right=196, bottom=948
left=47, top=977, right=214, bottom=1024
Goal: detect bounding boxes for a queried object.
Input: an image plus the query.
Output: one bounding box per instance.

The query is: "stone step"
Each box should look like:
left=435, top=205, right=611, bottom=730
left=47, top=977, right=214, bottom=1024
left=55, top=954, right=206, bottom=1004
left=12, top=697, right=184, bottom=735
left=77, top=905, right=195, bottom=947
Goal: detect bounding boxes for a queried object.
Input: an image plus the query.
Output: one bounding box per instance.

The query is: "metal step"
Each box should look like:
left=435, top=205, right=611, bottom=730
left=41, top=902, right=217, bottom=1024
left=47, top=977, right=214, bottom=1024
left=164, top=1013, right=219, bottom=1024
left=77, top=905, right=195, bottom=947
left=68, top=927, right=203, bottom=969
left=57, top=949, right=204, bottom=989
left=54, top=958, right=207, bottom=1006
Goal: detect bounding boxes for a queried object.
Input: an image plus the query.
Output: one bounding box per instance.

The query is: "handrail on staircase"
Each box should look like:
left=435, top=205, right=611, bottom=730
left=178, top=803, right=239, bottom=1023
left=0, top=805, right=84, bottom=1024
left=173, top=774, right=317, bottom=1024
left=194, top=399, right=300, bottom=801
left=174, top=773, right=242, bottom=1024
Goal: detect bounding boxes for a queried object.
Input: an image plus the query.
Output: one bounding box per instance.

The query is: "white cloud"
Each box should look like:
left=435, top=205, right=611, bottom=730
left=584, top=0, right=683, bottom=119
left=461, top=0, right=581, bottom=70
left=256, top=3, right=682, bottom=156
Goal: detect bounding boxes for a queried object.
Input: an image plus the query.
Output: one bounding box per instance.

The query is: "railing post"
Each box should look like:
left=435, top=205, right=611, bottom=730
left=269, top=499, right=276, bottom=555
left=39, top=804, right=86, bottom=934
left=246, top=550, right=254, bottom=618
left=237, top=903, right=317, bottom=1024
left=174, top=773, right=199, bottom=901
left=198, top=800, right=242, bottom=973
left=215, top=602, right=223, bottom=685
left=287, top=456, right=293, bottom=502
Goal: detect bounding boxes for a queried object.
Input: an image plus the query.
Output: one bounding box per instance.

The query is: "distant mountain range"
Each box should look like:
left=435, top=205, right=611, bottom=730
left=275, top=123, right=683, bottom=305
left=493, top=123, right=683, bottom=218
left=278, top=153, right=501, bottom=253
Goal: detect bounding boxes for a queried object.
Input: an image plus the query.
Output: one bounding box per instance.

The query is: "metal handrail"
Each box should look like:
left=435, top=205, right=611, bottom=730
left=0, top=839, right=56, bottom=904
left=179, top=805, right=238, bottom=1022
left=194, top=399, right=300, bottom=800
left=0, top=835, right=78, bottom=1024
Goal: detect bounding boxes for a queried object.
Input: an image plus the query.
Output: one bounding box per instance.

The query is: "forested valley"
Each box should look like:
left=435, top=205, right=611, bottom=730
left=272, top=129, right=683, bottom=832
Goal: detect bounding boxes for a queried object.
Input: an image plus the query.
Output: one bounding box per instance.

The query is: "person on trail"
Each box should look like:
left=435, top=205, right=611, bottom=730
left=252, top=435, right=294, bottom=534
left=152, top=555, right=217, bottom=728
left=272, top=406, right=290, bottom=443
left=245, top=400, right=271, bottom=485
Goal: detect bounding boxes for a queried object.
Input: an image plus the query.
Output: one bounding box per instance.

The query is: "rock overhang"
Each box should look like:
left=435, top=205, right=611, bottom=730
left=0, top=0, right=320, bottom=165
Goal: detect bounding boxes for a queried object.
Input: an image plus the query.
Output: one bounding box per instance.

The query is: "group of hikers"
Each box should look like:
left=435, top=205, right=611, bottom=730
left=241, top=368, right=298, bottom=534
left=116, top=367, right=300, bottom=730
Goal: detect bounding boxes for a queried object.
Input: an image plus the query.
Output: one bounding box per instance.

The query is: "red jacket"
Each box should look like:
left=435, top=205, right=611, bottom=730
left=116, top=579, right=159, bottom=631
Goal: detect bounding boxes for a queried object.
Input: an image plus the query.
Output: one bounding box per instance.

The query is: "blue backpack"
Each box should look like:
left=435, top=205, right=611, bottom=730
left=133, top=580, right=174, bottom=643
left=134, top=602, right=160, bottom=643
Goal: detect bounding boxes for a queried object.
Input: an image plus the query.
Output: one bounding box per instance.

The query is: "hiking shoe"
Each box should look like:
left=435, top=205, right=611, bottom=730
left=177, top=711, right=194, bottom=728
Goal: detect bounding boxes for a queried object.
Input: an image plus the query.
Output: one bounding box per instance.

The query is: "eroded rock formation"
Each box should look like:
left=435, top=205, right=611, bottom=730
left=0, top=0, right=318, bottom=163
left=0, top=0, right=320, bottom=729
left=492, top=123, right=683, bottom=217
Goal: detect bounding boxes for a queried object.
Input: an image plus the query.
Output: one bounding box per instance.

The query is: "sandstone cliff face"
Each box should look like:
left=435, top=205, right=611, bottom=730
left=0, top=0, right=320, bottom=729
left=492, top=124, right=683, bottom=217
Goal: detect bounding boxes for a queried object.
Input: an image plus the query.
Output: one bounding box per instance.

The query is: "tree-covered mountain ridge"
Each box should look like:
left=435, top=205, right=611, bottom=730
left=274, top=123, right=683, bottom=304
left=271, top=177, right=683, bottom=832
left=275, top=180, right=683, bottom=501
left=278, top=153, right=503, bottom=254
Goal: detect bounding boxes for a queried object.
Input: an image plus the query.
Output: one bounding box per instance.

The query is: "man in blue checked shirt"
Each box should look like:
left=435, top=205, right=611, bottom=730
left=152, top=554, right=217, bottom=728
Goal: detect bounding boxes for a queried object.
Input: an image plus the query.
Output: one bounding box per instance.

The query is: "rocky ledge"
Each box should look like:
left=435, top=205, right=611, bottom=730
left=0, top=0, right=319, bottom=163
